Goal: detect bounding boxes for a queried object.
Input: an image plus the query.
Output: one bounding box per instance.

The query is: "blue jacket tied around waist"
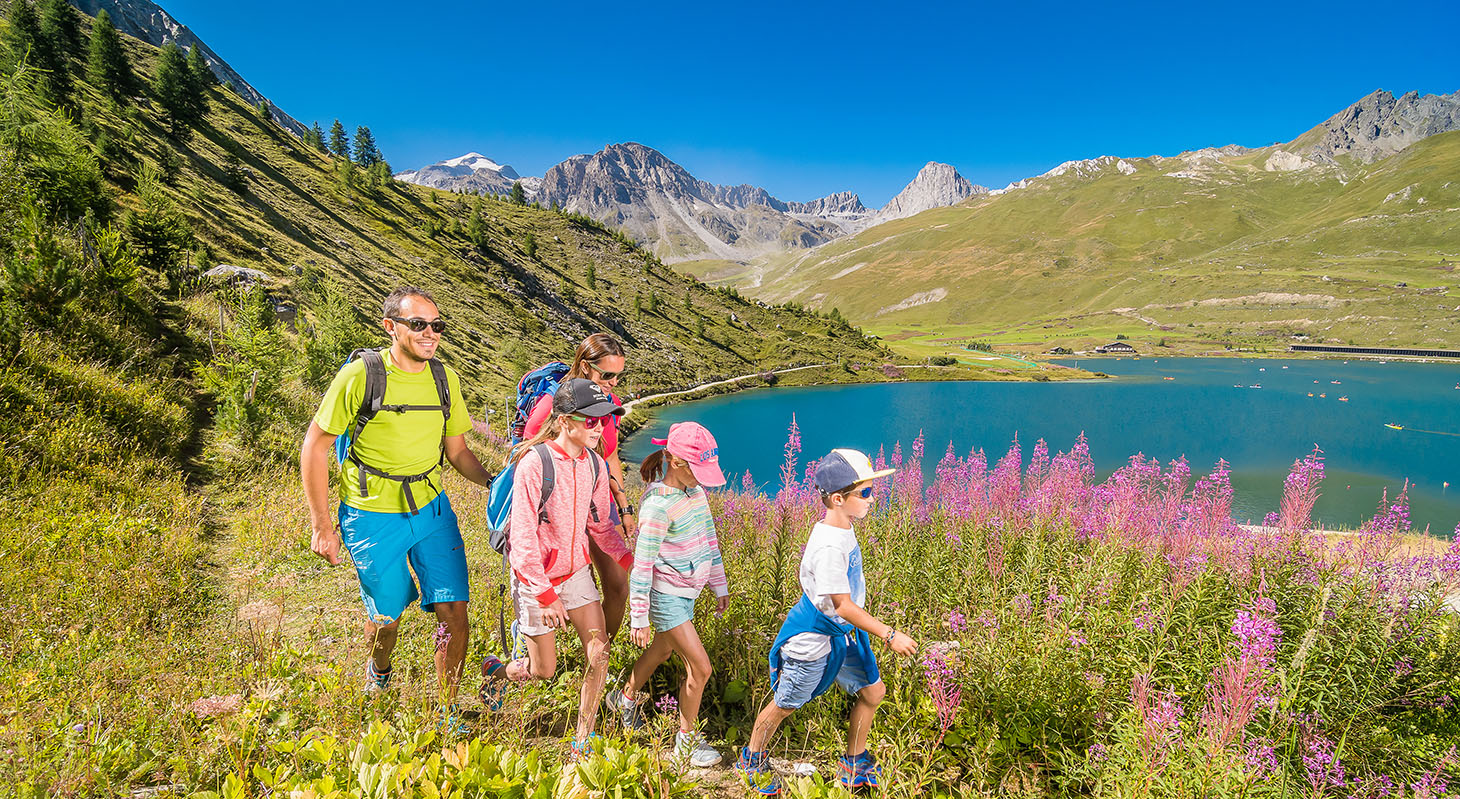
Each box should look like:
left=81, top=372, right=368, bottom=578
left=768, top=594, right=880, bottom=701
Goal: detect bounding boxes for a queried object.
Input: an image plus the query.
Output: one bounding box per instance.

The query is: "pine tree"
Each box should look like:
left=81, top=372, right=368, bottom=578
left=87, top=10, right=135, bottom=102
left=585, top=263, right=595, bottom=289
left=509, top=180, right=526, bottom=205
left=310, top=121, right=326, bottom=151
left=39, top=0, right=81, bottom=65
left=684, top=290, right=692, bottom=310
left=696, top=316, right=706, bottom=338
left=633, top=293, right=642, bottom=320
left=352, top=125, right=380, bottom=167
left=328, top=119, right=349, bottom=159
left=5, top=1, right=51, bottom=79
left=184, top=46, right=211, bottom=119
left=153, top=42, right=196, bottom=133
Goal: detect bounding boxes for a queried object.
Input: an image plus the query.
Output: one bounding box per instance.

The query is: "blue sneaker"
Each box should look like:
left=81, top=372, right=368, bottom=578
left=479, top=655, right=508, bottom=711
left=733, top=747, right=781, bottom=796
left=364, top=660, right=392, bottom=694
left=568, top=732, right=602, bottom=763
left=436, top=705, right=469, bottom=736
left=837, top=750, right=881, bottom=789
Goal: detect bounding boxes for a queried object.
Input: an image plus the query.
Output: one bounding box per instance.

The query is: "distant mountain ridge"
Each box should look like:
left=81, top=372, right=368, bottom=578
left=70, top=0, right=307, bottom=137
left=1291, top=89, right=1460, bottom=164
left=398, top=144, right=982, bottom=263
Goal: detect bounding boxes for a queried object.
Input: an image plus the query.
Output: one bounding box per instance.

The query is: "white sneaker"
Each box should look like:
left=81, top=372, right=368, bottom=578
left=673, top=731, right=722, bottom=768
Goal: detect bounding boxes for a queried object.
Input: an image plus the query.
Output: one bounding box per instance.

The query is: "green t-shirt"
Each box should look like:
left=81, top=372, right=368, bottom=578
left=315, top=350, right=472, bottom=513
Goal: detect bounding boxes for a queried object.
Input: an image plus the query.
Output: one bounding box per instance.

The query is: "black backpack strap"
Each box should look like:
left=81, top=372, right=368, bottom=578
left=533, top=443, right=556, bottom=525
left=586, top=449, right=603, bottom=523
left=348, top=349, right=388, bottom=500
left=428, top=358, right=451, bottom=422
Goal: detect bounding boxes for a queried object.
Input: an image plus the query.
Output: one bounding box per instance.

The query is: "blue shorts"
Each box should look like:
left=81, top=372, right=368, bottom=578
left=773, top=646, right=878, bottom=709
left=648, top=590, right=698, bottom=632
left=339, top=493, right=469, bottom=624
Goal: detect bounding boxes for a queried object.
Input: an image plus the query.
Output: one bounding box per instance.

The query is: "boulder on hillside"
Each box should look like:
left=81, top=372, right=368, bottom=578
left=204, top=264, right=270, bottom=285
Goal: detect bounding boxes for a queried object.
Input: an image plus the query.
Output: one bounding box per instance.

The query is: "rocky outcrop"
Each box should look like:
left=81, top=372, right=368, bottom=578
left=870, top=162, right=986, bottom=224
left=394, top=153, right=541, bottom=196
left=71, top=0, right=306, bottom=137
left=534, top=143, right=873, bottom=262
left=1297, top=89, right=1460, bottom=164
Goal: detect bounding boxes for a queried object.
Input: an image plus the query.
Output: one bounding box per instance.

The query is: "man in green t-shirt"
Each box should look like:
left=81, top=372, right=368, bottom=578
left=301, top=286, right=494, bottom=710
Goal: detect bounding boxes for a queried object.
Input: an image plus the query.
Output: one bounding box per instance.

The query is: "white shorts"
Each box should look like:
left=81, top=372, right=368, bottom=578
left=512, top=566, right=600, bottom=637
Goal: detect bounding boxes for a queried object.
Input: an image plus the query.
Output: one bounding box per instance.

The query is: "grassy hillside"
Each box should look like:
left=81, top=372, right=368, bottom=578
left=682, top=135, right=1460, bottom=357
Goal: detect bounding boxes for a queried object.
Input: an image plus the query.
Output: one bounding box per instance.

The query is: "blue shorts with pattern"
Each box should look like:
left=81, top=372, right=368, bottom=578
left=773, top=645, right=878, bottom=709
left=339, top=492, right=469, bottom=623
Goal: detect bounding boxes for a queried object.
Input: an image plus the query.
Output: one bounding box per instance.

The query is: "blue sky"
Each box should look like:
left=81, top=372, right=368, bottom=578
left=162, top=0, right=1457, bottom=207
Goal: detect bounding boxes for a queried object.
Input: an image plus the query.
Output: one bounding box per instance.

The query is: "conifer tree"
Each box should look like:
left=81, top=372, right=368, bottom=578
left=87, top=10, right=135, bottom=102
left=184, top=46, right=211, bottom=119
left=153, top=42, right=196, bottom=132
left=352, top=125, right=380, bottom=167
left=328, top=119, right=349, bottom=159
left=509, top=180, right=526, bottom=205
left=39, top=0, right=81, bottom=64
left=310, top=121, right=326, bottom=152
left=5, top=1, right=51, bottom=78
left=585, top=263, right=595, bottom=289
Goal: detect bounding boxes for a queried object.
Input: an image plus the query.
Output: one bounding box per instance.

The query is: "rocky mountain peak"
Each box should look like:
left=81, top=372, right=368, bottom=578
left=872, top=162, right=986, bottom=224
left=71, top=0, right=306, bottom=137
left=394, top=151, right=534, bottom=194
left=788, top=191, right=868, bottom=217
left=1298, top=89, right=1460, bottom=163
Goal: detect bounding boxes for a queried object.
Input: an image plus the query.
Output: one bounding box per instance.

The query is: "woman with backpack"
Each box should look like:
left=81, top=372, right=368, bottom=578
left=481, top=378, right=632, bottom=759
left=520, top=333, right=636, bottom=640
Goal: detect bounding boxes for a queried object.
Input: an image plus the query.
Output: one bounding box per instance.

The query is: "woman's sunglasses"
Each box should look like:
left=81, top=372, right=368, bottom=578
left=587, top=361, right=625, bottom=381
left=569, top=414, right=610, bottom=429
left=390, top=316, right=447, bottom=334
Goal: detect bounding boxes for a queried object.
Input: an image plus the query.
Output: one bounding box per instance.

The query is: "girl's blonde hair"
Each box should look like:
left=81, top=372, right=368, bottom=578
left=510, top=414, right=563, bottom=465
left=568, top=333, right=626, bottom=381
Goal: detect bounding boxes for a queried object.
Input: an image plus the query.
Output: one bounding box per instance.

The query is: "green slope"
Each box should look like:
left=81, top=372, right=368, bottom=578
left=684, top=136, right=1460, bottom=354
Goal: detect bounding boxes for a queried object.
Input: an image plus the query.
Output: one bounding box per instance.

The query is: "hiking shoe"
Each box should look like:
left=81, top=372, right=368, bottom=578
left=436, top=706, right=469, bottom=737
left=479, top=655, right=508, bottom=711
left=672, top=730, right=722, bottom=768
left=568, top=733, right=602, bottom=764
left=364, top=660, right=392, bottom=694
left=733, top=747, right=781, bottom=796
left=837, top=750, right=881, bottom=789
left=605, top=688, right=644, bottom=731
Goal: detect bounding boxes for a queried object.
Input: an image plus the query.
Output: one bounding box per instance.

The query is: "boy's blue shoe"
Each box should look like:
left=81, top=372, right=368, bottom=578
left=568, top=732, right=602, bottom=763
left=837, top=750, right=881, bottom=789
left=733, top=747, right=781, bottom=796
left=479, top=655, right=508, bottom=711
left=364, top=660, right=392, bottom=694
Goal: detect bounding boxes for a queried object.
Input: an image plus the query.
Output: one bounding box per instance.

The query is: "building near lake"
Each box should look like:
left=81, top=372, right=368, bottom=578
left=1047, top=346, right=1073, bottom=355
left=1094, top=342, right=1136, bottom=354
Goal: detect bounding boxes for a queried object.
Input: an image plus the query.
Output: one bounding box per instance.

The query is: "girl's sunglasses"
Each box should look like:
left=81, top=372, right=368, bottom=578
left=569, top=414, right=610, bottom=429
left=390, top=316, right=447, bottom=334
left=588, top=361, right=625, bottom=381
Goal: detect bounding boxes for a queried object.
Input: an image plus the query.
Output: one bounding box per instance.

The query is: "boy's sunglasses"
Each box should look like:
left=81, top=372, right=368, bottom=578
left=390, top=316, right=447, bottom=334
left=842, top=486, right=874, bottom=499
left=588, top=361, right=625, bottom=381
left=568, top=414, right=610, bottom=429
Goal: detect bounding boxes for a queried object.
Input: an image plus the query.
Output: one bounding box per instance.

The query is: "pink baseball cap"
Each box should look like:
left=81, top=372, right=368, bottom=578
left=651, top=422, right=726, bottom=487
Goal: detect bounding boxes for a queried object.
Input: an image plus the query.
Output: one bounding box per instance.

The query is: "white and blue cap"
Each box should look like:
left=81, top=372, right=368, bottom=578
left=813, top=448, right=895, bottom=495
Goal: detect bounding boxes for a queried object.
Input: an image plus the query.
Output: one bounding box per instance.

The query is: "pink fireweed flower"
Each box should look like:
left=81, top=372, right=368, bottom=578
left=433, top=621, right=451, bottom=653
left=947, top=609, right=967, bottom=633
left=1302, top=732, right=1345, bottom=791
left=1131, top=673, right=1185, bottom=766
left=656, top=694, right=679, bottom=714
left=1277, top=446, right=1325, bottom=533
left=921, top=642, right=962, bottom=747
left=1243, top=737, right=1279, bottom=778
left=1231, top=596, right=1281, bottom=669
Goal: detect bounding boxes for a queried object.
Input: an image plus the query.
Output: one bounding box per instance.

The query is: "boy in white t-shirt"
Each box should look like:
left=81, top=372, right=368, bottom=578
left=733, top=449, right=919, bottom=795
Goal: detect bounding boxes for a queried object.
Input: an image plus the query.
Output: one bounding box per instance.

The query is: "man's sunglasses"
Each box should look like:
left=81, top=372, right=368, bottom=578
left=588, top=361, right=625, bottom=381
left=390, top=316, right=447, bottom=334
left=568, top=414, right=611, bottom=429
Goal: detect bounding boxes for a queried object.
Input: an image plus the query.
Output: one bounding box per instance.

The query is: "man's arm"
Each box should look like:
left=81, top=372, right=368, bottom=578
left=443, top=434, right=494, bottom=488
left=829, top=593, right=918, bottom=656
left=301, top=421, right=342, bottom=565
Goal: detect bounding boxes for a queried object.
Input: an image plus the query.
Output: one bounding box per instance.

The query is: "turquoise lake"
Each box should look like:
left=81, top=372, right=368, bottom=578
left=622, top=357, right=1460, bottom=535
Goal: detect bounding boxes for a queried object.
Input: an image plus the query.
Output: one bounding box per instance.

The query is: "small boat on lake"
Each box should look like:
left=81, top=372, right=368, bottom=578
left=1331, top=380, right=1342, bottom=384
left=1319, top=393, right=1327, bottom=398
left=1249, top=384, right=1262, bottom=389
left=1386, top=423, right=1404, bottom=430
left=1338, top=396, right=1349, bottom=402
left=1163, top=376, right=1174, bottom=380
left=1307, top=392, right=1314, bottom=397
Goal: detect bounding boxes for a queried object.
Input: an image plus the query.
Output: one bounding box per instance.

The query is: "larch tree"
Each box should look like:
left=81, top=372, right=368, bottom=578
left=328, top=119, right=349, bottom=159
left=87, top=10, right=136, bottom=102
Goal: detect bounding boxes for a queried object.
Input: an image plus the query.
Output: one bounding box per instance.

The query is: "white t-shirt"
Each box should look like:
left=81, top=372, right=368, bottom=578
left=781, top=521, right=866, bottom=661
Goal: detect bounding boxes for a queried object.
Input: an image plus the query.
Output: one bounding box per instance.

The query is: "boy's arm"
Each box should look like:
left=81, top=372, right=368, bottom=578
left=829, top=593, right=918, bottom=656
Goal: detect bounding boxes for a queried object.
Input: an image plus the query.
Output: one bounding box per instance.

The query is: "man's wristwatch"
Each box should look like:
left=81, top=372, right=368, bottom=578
left=621, top=503, right=636, bottom=516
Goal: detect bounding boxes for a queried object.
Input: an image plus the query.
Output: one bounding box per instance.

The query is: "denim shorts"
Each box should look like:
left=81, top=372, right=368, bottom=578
left=773, top=645, right=877, bottom=709
left=648, top=590, right=698, bottom=632
left=339, top=493, right=469, bottom=624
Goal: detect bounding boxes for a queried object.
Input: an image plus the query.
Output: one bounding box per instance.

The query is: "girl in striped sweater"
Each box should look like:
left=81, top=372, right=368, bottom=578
left=606, top=422, right=729, bottom=768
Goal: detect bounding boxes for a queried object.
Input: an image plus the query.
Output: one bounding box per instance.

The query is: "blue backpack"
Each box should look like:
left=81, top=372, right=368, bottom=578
left=333, top=348, right=452, bottom=515
left=507, top=361, right=569, bottom=444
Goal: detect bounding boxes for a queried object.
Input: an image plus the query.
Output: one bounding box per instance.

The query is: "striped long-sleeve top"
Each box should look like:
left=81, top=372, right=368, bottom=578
left=628, top=483, right=728, bottom=629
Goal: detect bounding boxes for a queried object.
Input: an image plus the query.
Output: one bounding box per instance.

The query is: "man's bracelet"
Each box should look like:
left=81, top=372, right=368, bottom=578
left=621, top=503, right=636, bottom=516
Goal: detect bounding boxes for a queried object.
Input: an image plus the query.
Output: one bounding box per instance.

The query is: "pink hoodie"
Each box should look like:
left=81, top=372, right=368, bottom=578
left=508, top=441, right=632, bottom=607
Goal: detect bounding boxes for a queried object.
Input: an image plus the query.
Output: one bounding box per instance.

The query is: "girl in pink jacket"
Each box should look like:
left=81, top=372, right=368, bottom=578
left=481, top=378, right=632, bottom=759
